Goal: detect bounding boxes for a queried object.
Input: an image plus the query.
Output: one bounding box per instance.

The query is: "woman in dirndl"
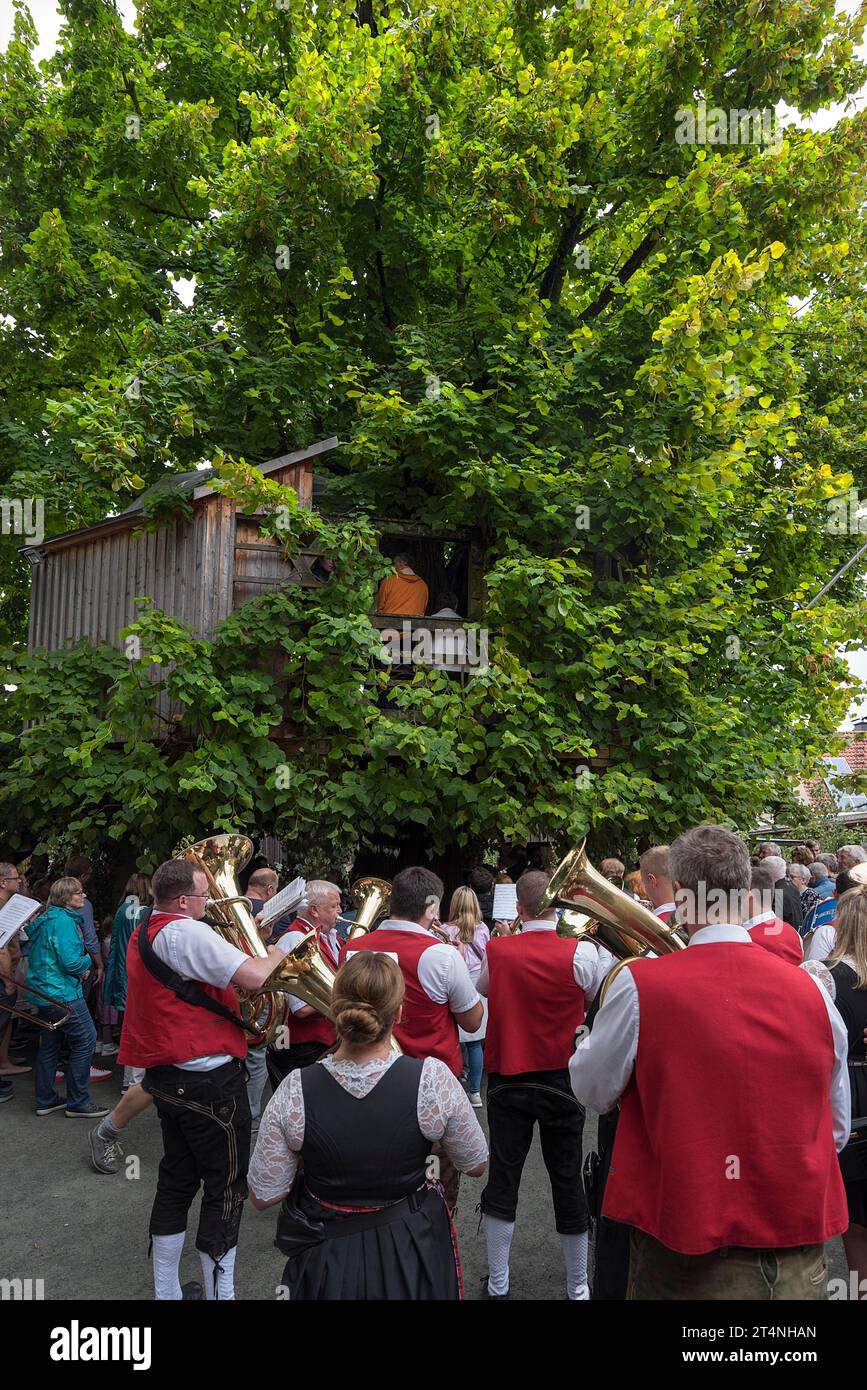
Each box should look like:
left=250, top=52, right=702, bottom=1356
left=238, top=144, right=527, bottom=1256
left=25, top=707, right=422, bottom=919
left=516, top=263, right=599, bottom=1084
left=801, top=881, right=867, bottom=1293
left=248, top=950, right=488, bottom=1299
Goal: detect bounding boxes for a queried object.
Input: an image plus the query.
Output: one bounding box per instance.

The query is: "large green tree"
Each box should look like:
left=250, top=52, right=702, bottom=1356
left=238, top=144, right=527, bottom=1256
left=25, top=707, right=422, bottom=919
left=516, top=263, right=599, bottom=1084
left=1, top=0, right=866, bottom=868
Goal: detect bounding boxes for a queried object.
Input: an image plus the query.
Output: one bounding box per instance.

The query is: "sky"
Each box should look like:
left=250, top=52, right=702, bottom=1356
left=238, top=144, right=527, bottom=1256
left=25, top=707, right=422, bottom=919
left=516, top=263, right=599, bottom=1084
left=2, top=0, right=865, bottom=722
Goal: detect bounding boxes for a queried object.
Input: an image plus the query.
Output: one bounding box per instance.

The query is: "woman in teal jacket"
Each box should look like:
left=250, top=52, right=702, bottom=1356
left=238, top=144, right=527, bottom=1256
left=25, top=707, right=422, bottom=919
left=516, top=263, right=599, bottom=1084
left=29, top=878, right=106, bottom=1118
left=103, top=874, right=152, bottom=1013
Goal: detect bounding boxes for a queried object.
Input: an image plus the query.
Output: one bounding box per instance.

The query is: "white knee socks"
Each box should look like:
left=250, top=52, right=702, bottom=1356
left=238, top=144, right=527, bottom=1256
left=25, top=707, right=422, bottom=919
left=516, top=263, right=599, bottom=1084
left=484, top=1214, right=515, bottom=1297
left=152, top=1231, right=186, bottom=1300
left=560, top=1231, right=590, bottom=1299
left=199, top=1245, right=237, bottom=1300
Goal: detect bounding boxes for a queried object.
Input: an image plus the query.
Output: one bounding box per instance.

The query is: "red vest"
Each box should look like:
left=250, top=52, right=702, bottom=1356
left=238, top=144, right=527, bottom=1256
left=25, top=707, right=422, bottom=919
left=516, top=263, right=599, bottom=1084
left=341, top=928, right=462, bottom=1074
left=485, top=931, right=585, bottom=1074
left=747, top=915, right=802, bottom=967
left=604, top=942, right=847, bottom=1253
left=118, top=913, right=247, bottom=1068
left=283, top=920, right=337, bottom=1048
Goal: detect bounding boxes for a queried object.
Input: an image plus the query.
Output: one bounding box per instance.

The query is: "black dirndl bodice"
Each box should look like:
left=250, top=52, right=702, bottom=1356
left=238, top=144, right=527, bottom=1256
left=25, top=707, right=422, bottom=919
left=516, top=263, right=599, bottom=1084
left=300, top=1054, right=430, bottom=1204
left=830, top=962, right=867, bottom=1221
left=281, top=1056, right=462, bottom=1301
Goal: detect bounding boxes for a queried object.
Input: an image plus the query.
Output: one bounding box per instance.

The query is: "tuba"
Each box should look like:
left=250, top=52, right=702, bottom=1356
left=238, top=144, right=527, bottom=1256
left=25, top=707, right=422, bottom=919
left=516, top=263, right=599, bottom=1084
left=342, top=876, right=392, bottom=939
left=263, top=927, right=338, bottom=1019
left=275, top=927, right=402, bottom=1057
left=179, top=833, right=284, bottom=1046
left=545, top=840, right=685, bottom=997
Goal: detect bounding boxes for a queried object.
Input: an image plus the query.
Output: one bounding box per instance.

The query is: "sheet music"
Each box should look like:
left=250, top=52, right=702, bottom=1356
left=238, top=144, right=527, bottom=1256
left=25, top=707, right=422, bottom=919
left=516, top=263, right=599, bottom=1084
left=258, top=876, right=307, bottom=930
left=492, top=883, right=518, bottom=922
left=0, top=894, right=42, bottom=949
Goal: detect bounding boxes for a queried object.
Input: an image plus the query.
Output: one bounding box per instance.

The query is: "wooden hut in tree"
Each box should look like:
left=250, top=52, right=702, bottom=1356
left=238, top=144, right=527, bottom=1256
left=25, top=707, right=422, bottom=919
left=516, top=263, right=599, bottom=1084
left=23, top=438, right=335, bottom=650
left=23, top=434, right=487, bottom=674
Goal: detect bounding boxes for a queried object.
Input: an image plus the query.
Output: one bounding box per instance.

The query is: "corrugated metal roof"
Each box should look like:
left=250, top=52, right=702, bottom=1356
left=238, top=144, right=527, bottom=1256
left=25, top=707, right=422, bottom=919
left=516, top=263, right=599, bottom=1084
left=21, top=436, right=339, bottom=554
left=118, top=469, right=206, bottom=515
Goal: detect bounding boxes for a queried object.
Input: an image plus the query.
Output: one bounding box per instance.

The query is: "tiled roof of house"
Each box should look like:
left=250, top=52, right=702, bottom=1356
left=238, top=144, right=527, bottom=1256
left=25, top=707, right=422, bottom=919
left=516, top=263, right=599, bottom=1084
left=800, top=732, right=867, bottom=812
left=841, top=734, right=867, bottom=772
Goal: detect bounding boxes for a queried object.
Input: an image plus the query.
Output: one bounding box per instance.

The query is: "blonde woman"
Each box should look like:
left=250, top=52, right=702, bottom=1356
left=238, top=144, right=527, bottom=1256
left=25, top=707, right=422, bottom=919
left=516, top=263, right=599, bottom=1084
left=441, top=886, right=489, bottom=1107
left=249, top=952, right=487, bottom=1300
left=802, top=884, right=867, bottom=1292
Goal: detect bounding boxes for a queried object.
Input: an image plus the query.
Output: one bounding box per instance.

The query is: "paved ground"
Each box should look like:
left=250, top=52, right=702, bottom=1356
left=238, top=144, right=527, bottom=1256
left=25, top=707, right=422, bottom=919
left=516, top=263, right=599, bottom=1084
left=0, top=1047, right=848, bottom=1301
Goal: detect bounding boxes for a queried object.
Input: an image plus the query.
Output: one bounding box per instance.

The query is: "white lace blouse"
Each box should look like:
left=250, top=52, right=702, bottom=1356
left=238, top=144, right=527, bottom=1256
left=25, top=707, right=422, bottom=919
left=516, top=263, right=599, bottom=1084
left=248, top=1053, right=489, bottom=1203
left=800, top=955, right=858, bottom=1002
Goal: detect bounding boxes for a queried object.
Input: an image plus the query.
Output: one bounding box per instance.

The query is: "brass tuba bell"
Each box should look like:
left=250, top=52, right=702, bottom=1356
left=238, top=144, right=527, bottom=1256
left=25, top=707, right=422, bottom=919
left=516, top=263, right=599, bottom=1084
left=546, top=840, right=685, bottom=970
left=344, top=876, right=392, bottom=939
left=179, top=833, right=284, bottom=1046
left=266, top=928, right=338, bottom=1018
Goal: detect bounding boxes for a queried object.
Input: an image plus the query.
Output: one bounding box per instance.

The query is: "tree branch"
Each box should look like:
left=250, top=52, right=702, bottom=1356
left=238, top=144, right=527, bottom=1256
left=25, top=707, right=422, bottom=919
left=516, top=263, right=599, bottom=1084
left=354, top=1, right=378, bottom=36
left=134, top=200, right=201, bottom=226
left=536, top=195, right=628, bottom=304
left=537, top=208, right=586, bottom=305
left=373, top=175, right=395, bottom=330
left=578, top=226, right=662, bottom=322
left=120, top=70, right=142, bottom=119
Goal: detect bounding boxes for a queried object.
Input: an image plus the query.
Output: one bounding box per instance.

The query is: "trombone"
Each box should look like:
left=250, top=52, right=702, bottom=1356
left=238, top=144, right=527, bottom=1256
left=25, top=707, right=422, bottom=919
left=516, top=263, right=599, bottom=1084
left=0, top=974, right=73, bottom=1030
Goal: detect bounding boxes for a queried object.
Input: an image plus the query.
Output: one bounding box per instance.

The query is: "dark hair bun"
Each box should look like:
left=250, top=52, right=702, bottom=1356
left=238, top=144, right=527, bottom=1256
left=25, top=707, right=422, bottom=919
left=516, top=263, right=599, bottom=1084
left=333, top=1001, right=383, bottom=1045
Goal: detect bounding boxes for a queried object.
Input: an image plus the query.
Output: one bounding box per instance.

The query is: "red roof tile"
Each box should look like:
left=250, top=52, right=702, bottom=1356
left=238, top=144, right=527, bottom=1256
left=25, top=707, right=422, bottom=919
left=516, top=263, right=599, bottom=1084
left=841, top=735, right=867, bottom=772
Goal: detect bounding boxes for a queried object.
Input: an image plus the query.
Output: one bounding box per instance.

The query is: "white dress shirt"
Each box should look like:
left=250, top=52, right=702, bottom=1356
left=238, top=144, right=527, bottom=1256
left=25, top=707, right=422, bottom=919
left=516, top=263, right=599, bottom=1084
left=476, top=918, right=601, bottom=1000
left=569, top=923, right=851, bottom=1150
left=806, top=922, right=837, bottom=962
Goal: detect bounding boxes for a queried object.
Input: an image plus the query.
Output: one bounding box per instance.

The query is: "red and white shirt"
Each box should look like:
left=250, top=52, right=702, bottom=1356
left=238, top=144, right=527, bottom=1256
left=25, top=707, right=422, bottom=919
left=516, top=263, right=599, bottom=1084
left=743, top=910, right=803, bottom=966
left=570, top=924, right=850, bottom=1253
left=341, top=919, right=479, bottom=1073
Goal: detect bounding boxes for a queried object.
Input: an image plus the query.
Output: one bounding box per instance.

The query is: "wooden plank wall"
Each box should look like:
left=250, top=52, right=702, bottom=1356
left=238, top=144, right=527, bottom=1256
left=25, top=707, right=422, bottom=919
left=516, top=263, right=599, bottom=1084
left=27, top=463, right=318, bottom=655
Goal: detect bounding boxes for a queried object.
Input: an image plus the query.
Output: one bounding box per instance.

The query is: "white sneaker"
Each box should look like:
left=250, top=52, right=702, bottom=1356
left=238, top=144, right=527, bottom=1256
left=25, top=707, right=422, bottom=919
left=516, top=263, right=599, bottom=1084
left=469, top=1093, right=483, bottom=1108
left=570, top=1282, right=590, bottom=1300
left=100, top=1042, right=119, bottom=1056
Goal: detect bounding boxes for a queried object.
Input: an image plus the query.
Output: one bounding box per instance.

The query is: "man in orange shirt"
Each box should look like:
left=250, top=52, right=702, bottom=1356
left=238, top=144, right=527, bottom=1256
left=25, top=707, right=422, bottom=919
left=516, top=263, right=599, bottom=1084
left=377, top=553, right=429, bottom=616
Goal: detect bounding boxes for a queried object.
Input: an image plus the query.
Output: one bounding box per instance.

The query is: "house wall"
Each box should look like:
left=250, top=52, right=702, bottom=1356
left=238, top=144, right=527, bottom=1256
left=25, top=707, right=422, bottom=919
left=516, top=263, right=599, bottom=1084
left=27, top=460, right=315, bottom=655
left=27, top=498, right=235, bottom=653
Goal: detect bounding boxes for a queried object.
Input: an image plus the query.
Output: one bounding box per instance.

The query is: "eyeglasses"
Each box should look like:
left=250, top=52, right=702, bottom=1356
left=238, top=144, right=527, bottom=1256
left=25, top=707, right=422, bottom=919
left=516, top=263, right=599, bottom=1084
left=178, top=892, right=208, bottom=901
